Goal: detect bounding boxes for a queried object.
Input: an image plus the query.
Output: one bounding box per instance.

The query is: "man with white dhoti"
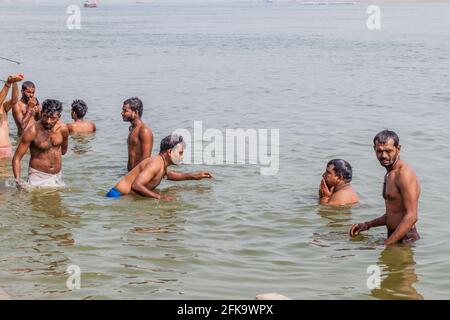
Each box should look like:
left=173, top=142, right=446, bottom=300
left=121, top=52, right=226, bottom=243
left=13, top=99, right=68, bottom=189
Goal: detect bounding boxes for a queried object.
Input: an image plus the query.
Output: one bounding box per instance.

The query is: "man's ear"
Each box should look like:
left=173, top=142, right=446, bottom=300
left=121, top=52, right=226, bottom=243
left=398, top=145, right=401, bottom=151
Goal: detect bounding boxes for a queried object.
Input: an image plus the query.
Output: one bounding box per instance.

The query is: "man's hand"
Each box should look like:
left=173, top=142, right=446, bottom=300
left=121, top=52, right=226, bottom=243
left=349, top=222, right=370, bottom=237
left=7, top=74, right=24, bottom=84
left=319, top=178, right=334, bottom=198
left=159, top=194, right=176, bottom=201
left=194, top=171, right=213, bottom=180
left=27, top=97, right=37, bottom=108
left=15, top=179, right=25, bottom=191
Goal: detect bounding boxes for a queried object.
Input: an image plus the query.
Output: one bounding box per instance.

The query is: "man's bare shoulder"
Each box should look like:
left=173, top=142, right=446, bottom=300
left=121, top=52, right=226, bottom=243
left=140, top=124, right=153, bottom=137
left=21, top=122, right=38, bottom=141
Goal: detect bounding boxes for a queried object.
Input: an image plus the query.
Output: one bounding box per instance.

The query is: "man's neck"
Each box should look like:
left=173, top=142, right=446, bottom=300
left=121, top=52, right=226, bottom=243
left=131, top=118, right=142, bottom=128
left=334, top=182, right=351, bottom=192
left=159, top=153, right=171, bottom=170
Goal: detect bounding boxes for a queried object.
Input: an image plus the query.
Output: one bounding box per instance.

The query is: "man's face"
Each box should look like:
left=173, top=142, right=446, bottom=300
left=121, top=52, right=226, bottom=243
left=22, top=87, right=35, bottom=102
left=374, top=139, right=400, bottom=168
left=322, top=164, right=340, bottom=188
left=121, top=104, right=135, bottom=122
left=41, top=112, right=60, bottom=130
left=169, top=144, right=185, bottom=165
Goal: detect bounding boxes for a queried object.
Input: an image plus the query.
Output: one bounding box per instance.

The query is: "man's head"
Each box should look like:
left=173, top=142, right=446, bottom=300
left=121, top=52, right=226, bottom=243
left=160, top=134, right=186, bottom=165
left=41, top=99, right=62, bottom=130
left=122, top=97, right=143, bottom=122
left=323, top=159, right=353, bottom=188
left=21, top=81, right=35, bottom=102
left=71, top=99, right=88, bottom=120
left=373, top=130, right=401, bottom=168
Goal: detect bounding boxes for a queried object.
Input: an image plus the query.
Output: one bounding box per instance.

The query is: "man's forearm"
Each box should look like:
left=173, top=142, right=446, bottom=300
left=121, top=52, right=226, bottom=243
left=11, top=82, right=19, bottom=105
left=367, top=214, right=387, bottom=228
left=0, top=82, right=10, bottom=104
left=167, top=172, right=196, bottom=181
left=12, top=157, right=21, bottom=182
left=131, top=182, right=161, bottom=199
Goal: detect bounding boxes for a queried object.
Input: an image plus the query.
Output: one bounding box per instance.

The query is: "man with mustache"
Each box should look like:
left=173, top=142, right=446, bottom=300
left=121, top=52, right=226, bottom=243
left=349, top=130, right=420, bottom=245
left=12, top=80, right=41, bottom=136
left=13, top=99, right=69, bottom=188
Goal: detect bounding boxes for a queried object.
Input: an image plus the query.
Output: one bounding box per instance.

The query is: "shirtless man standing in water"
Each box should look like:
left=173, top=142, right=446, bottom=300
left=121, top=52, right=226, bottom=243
left=106, top=134, right=212, bottom=199
left=350, top=130, right=420, bottom=245
left=121, top=97, right=153, bottom=171
left=12, top=81, right=41, bottom=137
left=13, top=99, right=69, bottom=188
left=0, top=74, right=23, bottom=158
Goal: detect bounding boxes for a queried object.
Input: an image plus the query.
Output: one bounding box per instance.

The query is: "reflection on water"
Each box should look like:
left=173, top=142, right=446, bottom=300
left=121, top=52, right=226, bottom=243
left=317, top=205, right=353, bottom=228
left=70, top=134, right=95, bottom=155
left=371, top=245, right=423, bottom=300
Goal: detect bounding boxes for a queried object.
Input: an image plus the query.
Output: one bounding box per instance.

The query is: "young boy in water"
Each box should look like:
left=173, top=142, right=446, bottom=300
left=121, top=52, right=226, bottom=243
left=67, top=99, right=96, bottom=135
left=0, top=74, right=23, bottom=158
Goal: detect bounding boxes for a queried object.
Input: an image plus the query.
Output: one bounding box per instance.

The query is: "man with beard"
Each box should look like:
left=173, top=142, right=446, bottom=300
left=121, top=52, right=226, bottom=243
left=121, top=97, right=153, bottom=171
left=13, top=99, right=69, bottom=188
left=319, top=159, right=359, bottom=206
left=106, top=134, right=212, bottom=199
left=0, top=74, right=23, bottom=158
left=12, top=81, right=41, bottom=137
left=349, top=130, right=420, bottom=245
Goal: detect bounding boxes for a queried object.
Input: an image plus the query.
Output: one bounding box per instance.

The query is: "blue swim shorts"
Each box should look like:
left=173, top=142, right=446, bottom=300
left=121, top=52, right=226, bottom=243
left=106, top=187, right=123, bottom=198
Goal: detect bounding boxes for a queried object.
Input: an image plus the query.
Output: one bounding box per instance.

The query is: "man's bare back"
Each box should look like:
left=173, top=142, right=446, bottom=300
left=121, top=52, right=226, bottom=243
left=68, top=120, right=96, bottom=135
left=127, top=123, right=153, bottom=171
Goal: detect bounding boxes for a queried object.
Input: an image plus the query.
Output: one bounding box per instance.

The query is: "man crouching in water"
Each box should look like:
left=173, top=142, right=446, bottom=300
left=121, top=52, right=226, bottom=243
left=106, top=134, right=212, bottom=200
left=319, top=159, right=359, bottom=206
left=13, top=99, right=69, bottom=188
left=350, top=130, right=420, bottom=245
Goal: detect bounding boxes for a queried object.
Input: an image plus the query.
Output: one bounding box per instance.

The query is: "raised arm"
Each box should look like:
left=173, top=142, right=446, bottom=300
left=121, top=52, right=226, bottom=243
left=12, top=125, right=35, bottom=189
left=3, top=81, right=20, bottom=112
left=384, top=170, right=419, bottom=245
left=0, top=82, right=10, bottom=105
left=166, top=170, right=212, bottom=181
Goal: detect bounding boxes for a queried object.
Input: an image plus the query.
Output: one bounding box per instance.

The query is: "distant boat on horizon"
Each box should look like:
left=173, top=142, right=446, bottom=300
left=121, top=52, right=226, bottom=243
left=84, top=0, right=98, bottom=8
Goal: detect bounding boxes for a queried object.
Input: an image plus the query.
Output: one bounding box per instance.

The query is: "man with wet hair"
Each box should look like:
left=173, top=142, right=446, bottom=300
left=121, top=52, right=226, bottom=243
left=106, top=134, right=212, bottom=199
left=319, top=159, right=359, bottom=206
left=0, top=74, right=23, bottom=158
left=350, top=130, right=421, bottom=245
left=12, top=81, right=41, bottom=136
left=121, top=97, right=153, bottom=171
left=67, top=99, right=96, bottom=135
left=13, top=99, right=69, bottom=188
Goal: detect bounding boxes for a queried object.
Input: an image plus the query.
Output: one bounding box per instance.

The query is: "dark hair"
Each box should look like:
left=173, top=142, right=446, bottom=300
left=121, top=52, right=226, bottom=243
left=71, top=99, right=88, bottom=119
left=373, top=130, right=399, bottom=147
left=42, top=99, right=63, bottom=115
left=123, top=97, right=143, bottom=117
left=22, top=81, right=35, bottom=91
left=327, top=159, right=353, bottom=182
left=160, top=134, right=185, bottom=153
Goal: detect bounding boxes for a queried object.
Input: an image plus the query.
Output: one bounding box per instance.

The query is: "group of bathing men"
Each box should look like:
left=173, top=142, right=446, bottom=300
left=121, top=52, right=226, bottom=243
left=0, top=74, right=420, bottom=245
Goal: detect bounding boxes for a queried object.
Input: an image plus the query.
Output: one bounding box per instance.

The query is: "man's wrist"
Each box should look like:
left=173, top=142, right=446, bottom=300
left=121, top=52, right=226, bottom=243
left=364, top=221, right=371, bottom=230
